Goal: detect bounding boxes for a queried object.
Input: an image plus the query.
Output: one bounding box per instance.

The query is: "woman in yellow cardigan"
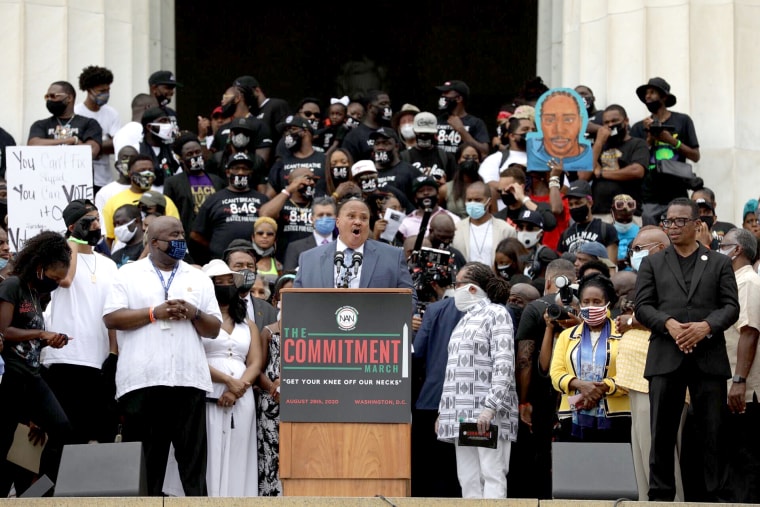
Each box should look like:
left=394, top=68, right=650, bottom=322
left=550, top=273, right=631, bottom=442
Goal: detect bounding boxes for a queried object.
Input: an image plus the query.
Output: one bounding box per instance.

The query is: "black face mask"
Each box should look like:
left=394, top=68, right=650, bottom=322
left=416, top=196, right=435, bottom=211
left=507, top=303, right=524, bottom=326
left=155, top=94, right=170, bottom=107
left=46, top=99, right=68, bottom=117
left=35, top=273, right=60, bottom=293
left=501, top=192, right=517, bottom=207
left=459, top=160, right=479, bottom=176
left=645, top=101, right=661, bottom=114
left=438, top=97, right=457, bottom=114
left=220, top=99, right=237, bottom=118
left=606, top=123, right=627, bottom=147
left=700, top=215, right=715, bottom=229
left=214, top=284, right=238, bottom=306
left=331, top=166, right=350, bottom=185
left=569, top=204, right=590, bottom=223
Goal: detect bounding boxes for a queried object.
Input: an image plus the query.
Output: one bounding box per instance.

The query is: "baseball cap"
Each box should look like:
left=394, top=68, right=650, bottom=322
left=412, top=175, right=440, bottom=193
left=138, top=192, right=166, bottom=210
left=141, top=107, right=170, bottom=126
left=369, top=127, right=397, bottom=140
left=351, top=160, right=377, bottom=178
left=694, top=198, right=714, bottom=212
left=413, top=112, right=438, bottom=134
left=228, top=116, right=257, bottom=133
left=436, top=80, right=470, bottom=98
left=226, top=152, right=255, bottom=169
left=577, top=241, right=608, bottom=259
left=564, top=180, right=592, bottom=199
left=211, top=106, right=223, bottom=118
left=148, top=70, right=182, bottom=88
left=62, top=199, right=97, bottom=227
left=277, top=115, right=313, bottom=134
left=515, top=209, right=544, bottom=229
left=233, top=75, right=260, bottom=90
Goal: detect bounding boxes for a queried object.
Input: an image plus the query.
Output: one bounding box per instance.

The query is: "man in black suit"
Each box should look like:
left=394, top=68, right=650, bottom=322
left=283, top=196, right=337, bottom=271
left=635, top=197, right=739, bottom=501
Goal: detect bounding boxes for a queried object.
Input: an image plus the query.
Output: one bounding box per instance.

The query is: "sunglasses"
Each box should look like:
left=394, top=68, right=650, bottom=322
left=613, top=199, right=636, bottom=211
left=255, top=231, right=275, bottom=237
left=301, top=111, right=321, bottom=119
left=627, top=241, right=662, bottom=258
left=44, top=93, right=67, bottom=101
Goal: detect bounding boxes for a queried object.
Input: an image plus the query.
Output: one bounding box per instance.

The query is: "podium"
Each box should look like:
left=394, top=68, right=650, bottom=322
left=279, top=289, right=413, bottom=497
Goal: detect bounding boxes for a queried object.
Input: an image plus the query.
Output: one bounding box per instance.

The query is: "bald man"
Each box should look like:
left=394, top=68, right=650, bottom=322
left=508, top=283, right=541, bottom=309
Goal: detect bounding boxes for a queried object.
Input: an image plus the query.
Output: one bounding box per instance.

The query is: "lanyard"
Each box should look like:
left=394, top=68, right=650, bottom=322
left=153, top=262, right=178, bottom=300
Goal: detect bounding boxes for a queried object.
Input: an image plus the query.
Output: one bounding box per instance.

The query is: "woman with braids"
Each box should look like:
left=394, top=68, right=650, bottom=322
left=0, top=231, right=73, bottom=495
left=436, top=261, right=518, bottom=498
left=549, top=272, right=631, bottom=442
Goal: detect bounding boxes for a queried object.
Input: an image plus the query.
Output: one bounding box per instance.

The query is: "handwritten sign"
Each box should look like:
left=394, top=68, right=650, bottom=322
left=6, top=146, right=93, bottom=251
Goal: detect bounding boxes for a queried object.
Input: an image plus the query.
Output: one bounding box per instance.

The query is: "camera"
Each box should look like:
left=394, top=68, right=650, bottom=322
left=555, top=275, right=577, bottom=305
left=408, top=246, right=456, bottom=307
left=547, top=303, right=573, bottom=321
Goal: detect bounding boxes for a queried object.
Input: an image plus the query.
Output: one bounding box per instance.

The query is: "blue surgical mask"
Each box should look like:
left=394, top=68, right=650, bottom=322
left=630, top=249, right=649, bottom=272
left=0, top=258, right=8, bottom=270
left=614, top=221, right=635, bottom=234
left=465, top=202, right=487, bottom=220
left=314, top=216, right=336, bottom=236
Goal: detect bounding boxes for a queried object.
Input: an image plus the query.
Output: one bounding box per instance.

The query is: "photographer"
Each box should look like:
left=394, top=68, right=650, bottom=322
left=407, top=242, right=456, bottom=328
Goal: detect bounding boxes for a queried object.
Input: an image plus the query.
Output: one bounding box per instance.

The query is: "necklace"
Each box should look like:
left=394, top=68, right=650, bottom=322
left=470, top=219, right=492, bottom=259
left=55, top=116, right=73, bottom=139
left=79, top=253, right=97, bottom=283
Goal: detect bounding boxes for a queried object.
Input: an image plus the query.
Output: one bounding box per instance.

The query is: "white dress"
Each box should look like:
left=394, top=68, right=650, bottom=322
left=163, top=322, right=258, bottom=497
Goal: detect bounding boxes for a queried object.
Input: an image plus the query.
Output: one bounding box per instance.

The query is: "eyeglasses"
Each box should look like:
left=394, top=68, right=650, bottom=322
left=44, top=93, right=67, bottom=100
left=627, top=241, right=663, bottom=257
left=661, top=217, right=695, bottom=228
left=613, top=199, right=636, bottom=211
left=301, top=111, right=321, bottom=119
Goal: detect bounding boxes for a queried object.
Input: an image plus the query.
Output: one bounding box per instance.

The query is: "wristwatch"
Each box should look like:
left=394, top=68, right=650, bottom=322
left=732, top=375, right=746, bottom=384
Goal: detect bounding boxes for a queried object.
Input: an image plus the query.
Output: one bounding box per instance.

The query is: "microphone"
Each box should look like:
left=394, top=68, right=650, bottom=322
left=334, top=250, right=345, bottom=274
left=350, top=251, right=363, bottom=275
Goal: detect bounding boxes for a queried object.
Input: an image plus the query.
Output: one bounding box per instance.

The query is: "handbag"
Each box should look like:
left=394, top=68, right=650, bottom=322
left=655, top=158, right=694, bottom=180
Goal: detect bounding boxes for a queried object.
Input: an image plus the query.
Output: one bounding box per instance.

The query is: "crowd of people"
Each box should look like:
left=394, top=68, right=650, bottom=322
left=0, top=66, right=757, bottom=502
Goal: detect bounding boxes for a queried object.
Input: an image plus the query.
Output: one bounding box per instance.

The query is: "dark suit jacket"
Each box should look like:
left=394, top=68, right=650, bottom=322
left=247, top=295, right=278, bottom=333
left=283, top=236, right=318, bottom=272
left=163, top=171, right=226, bottom=235
left=635, top=243, right=739, bottom=378
left=293, top=239, right=417, bottom=308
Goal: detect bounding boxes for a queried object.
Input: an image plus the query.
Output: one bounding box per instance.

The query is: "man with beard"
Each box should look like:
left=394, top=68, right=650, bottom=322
left=164, top=133, right=225, bottom=263
left=235, top=75, right=291, bottom=148
left=480, top=116, right=533, bottom=202
left=210, top=86, right=272, bottom=166
left=137, top=107, right=180, bottom=188
left=400, top=112, right=457, bottom=183
left=370, top=127, right=422, bottom=202
left=259, top=166, right=319, bottom=263
left=398, top=175, right=459, bottom=239
left=147, top=70, right=181, bottom=128
left=435, top=80, right=490, bottom=159
left=342, top=90, right=393, bottom=162
left=266, top=115, right=327, bottom=198
left=630, top=78, right=700, bottom=225
left=191, top=153, right=269, bottom=260
left=589, top=105, right=648, bottom=221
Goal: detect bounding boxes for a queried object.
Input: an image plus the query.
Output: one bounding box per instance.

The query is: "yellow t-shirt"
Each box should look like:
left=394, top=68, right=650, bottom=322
left=103, top=188, right=180, bottom=239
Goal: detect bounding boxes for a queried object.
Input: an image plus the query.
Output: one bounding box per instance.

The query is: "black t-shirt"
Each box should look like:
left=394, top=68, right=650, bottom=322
left=342, top=124, right=377, bottom=162
left=630, top=111, right=699, bottom=205
left=193, top=188, right=269, bottom=259
left=28, top=115, right=103, bottom=146
left=515, top=293, right=560, bottom=408
left=211, top=117, right=273, bottom=154
left=591, top=136, right=649, bottom=213
left=0, top=276, right=46, bottom=375
left=204, top=149, right=267, bottom=185
left=400, top=146, right=457, bottom=181
left=255, top=97, right=291, bottom=144
left=274, top=136, right=325, bottom=162
left=276, top=199, right=314, bottom=262
left=267, top=151, right=327, bottom=196
left=677, top=248, right=700, bottom=294
left=436, top=114, right=489, bottom=154
left=376, top=161, right=423, bottom=203
left=557, top=218, right=619, bottom=253
left=138, top=141, right=181, bottom=187
left=495, top=202, right=558, bottom=232
left=0, top=127, right=17, bottom=178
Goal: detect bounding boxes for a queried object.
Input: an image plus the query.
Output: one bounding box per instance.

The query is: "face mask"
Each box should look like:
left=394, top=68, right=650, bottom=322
left=284, top=133, right=302, bottom=150
left=438, top=97, right=457, bottom=114
left=400, top=124, right=416, bottom=141
left=221, top=99, right=237, bottom=118
left=359, top=177, right=378, bottom=194
left=374, top=150, right=390, bottom=166
left=501, top=191, right=517, bottom=207
left=416, top=196, right=435, bottom=211
left=149, top=122, right=175, bottom=144
left=700, top=216, right=715, bottom=229
left=231, top=132, right=250, bottom=149
left=46, top=99, right=67, bottom=117
left=718, top=245, right=737, bottom=260
left=156, top=94, right=170, bottom=107
left=645, top=101, right=661, bottom=114
left=496, top=264, right=513, bottom=280
left=252, top=243, right=275, bottom=258
left=454, top=283, right=487, bottom=311
left=513, top=134, right=527, bottom=151
left=465, top=202, right=487, bottom=220
left=579, top=303, right=609, bottom=327
left=92, top=91, right=110, bottom=106
left=331, top=166, right=349, bottom=184
left=115, top=157, right=130, bottom=177
left=236, top=269, right=256, bottom=294
left=229, top=174, right=249, bottom=190
left=613, top=221, right=634, bottom=234
left=307, top=119, right=319, bottom=131
left=162, top=239, right=187, bottom=260
left=131, top=171, right=155, bottom=191
left=630, top=249, right=649, bottom=272
left=416, top=135, right=434, bottom=149
left=377, top=106, right=392, bottom=123
left=214, top=284, right=238, bottom=306
left=114, top=219, right=137, bottom=243
left=0, top=258, right=8, bottom=270
left=606, top=123, right=627, bottom=146
left=300, top=184, right=315, bottom=199
left=508, top=303, right=524, bottom=325
left=187, top=155, right=204, bottom=172
left=518, top=230, right=542, bottom=249
left=314, top=216, right=336, bottom=236
left=35, top=272, right=60, bottom=293
left=345, top=117, right=360, bottom=130
left=460, top=160, right=479, bottom=175
left=569, top=204, right=590, bottom=223
left=83, top=228, right=102, bottom=246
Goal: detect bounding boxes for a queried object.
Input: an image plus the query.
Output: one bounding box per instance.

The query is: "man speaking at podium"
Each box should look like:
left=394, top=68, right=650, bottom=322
left=293, top=197, right=416, bottom=305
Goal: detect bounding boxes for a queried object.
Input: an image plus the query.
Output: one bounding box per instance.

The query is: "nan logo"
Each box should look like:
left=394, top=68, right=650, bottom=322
left=335, top=306, right=359, bottom=331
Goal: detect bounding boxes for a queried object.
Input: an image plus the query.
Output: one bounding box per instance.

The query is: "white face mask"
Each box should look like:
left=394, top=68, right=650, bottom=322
left=148, top=122, right=176, bottom=143
left=718, top=245, right=738, bottom=261
left=517, top=230, right=542, bottom=249
left=454, top=283, right=487, bottom=311
left=400, top=124, right=416, bottom=141
left=114, top=219, right=137, bottom=243
left=630, top=249, right=649, bottom=272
